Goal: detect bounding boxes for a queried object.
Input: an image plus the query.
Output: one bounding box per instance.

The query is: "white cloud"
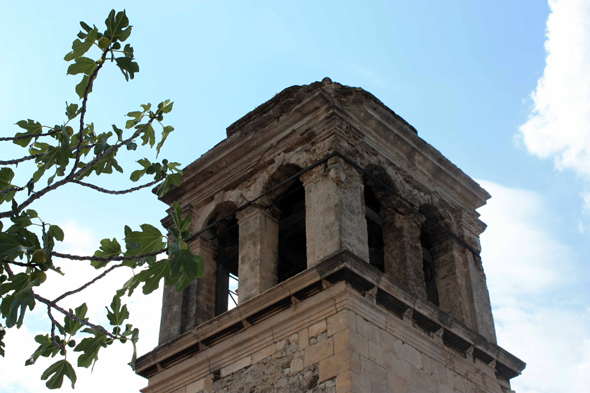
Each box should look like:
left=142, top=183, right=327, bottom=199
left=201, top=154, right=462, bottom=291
left=0, top=221, right=162, bottom=392
left=518, top=0, right=590, bottom=210
left=478, top=180, right=590, bottom=393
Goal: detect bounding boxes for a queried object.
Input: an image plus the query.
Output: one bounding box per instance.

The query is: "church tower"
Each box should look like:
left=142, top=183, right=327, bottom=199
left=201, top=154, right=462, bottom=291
left=136, top=79, right=525, bottom=393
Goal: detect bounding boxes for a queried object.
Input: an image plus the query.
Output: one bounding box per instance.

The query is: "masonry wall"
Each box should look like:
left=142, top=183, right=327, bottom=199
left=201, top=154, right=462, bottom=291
left=141, top=278, right=509, bottom=393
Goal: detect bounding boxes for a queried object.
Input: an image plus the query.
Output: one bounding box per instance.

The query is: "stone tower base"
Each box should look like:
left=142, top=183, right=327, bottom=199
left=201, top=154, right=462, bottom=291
left=137, top=251, right=522, bottom=393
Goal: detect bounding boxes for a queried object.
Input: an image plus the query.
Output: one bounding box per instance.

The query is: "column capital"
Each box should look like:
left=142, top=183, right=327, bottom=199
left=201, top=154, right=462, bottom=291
left=236, top=204, right=280, bottom=222
left=188, top=236, right=219, bottom=256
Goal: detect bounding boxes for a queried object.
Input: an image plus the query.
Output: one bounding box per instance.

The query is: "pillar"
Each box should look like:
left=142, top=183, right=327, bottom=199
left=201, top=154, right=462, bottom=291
left=301, top=157, right=369, bottom=267
left=158, top=237, right=219, bottom=344
left=236, top=205, right=279, bottom=303
left=380, top=209, right=426, bottom=297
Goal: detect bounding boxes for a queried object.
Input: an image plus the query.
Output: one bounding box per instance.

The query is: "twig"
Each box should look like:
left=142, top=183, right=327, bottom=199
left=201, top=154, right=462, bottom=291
left=69, top=50, right=107, bottom=181
left=1, top=259, right=36, bottom=267
left=0, top=129, right=59, bottom=142
left=51, top=248, right=167, bottom=262
left=0, top=116, right=158, bottom=219
left=34, top=294, right=115, bottom=339
left=0, top=186, right=24, bottom=196
left=53, top=264, right=124, bottom=303
left=0, top=154, right=41, bottom=165
left=72, top=179, right=160, bottom=195
left=47, top=306, right=65, bottom=350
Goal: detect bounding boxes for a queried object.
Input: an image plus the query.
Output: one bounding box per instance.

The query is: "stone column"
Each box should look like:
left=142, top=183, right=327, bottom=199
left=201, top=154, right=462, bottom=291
left=184, top=237, right=219, bottom=329
left=236, top=205, right=279, bottom=303
left=301, top=157, right=369, bottom=267
left=380, top=209, right=426, bottom=298
left=431, top=239, right=472, bottom=324
left=158, top=237, right=219, bottom=344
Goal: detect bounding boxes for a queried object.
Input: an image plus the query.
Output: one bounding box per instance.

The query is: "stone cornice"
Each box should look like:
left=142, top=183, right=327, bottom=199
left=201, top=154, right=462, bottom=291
left=136, top=250, right=525, bottom=383
left=159, top=80, right=490, bottom=213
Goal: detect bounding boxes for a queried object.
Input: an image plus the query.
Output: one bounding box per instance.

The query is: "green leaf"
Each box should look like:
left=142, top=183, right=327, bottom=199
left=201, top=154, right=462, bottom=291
left=169, top=248, right=204, bottom=291
left=25, top=334, right=60, bottom=366
left=156, top=126, right=174, bottom=156
left=65, top=102, right=79, bottom=120
left=0, top=233, right=27, bottom=261
left=74, top=328, right=107, bottom=369
left=126, top=142, right=137, bottom=151
left=14, top=120, right=43, bottom=147
left=115, top=57, right=139, bottom=81
left=48, top=225, right=64, bottom=242
left=80, top=21, right=92, bottom=33
left=104, top=10, right=132, bottom=42
left=136, top=259, right=170, bottom=294
left=157, top=100, right=174, bottom=114
left=112, top=124, right=124, bottom=141
left=41, top=359, right=77, bottom=389
left=106, top=295, right=129, bottom=326
left=156, top=173, right=182, bottom=197
left=140, top=124, right=156, bottom=147
left=91, top=238, right=121, bottom=268
left=64, top=303, right=88, bottom=336
left=64, top=28, right=98, bottom=61
left=75, top=75, right=92, bottom=99
left=130, top=169, right=145, bottom=182
left=123, top=43, right=134, bottom=58
left=67, top=57, right=96, bottom=76
left=124, top=224, right=165, bottom=256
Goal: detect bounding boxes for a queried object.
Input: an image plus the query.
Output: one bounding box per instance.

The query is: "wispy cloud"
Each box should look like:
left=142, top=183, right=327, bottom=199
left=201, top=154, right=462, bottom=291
left=517, top=0, right=590, bottom=211
left=478, top=180, right=589, bottom=393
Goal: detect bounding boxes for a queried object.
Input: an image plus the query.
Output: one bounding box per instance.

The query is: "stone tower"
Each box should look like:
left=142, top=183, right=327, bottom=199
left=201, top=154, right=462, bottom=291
left=136, top=79, right=525, bottom=393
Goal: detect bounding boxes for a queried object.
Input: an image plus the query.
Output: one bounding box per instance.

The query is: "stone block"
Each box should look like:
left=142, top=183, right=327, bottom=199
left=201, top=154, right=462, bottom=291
left=299, top=327, right=309, bottom=350
left=360, top=356, right=385, bottom=379
left=220, top=355, right=252, bottom=377
left=349, top=329, right=369, bottom=358
left=319, top=350, right=351, bottom=382
left=305, top=336, right=334, bottom=366
left=369, top=341, right=385, bottom=366
left=327, top=310, right=349, bottom=337
left=334, top=329, right=349, bottom=354
left=404, top=343, right=422, bottom=369
left=310, top=319, right=327, bottom=337
left=336, top=370, right=352, bottom=393
left=386, top=373, right=409, bottom=393
left=252, top=343, right=276, bottom=364
left=290, top=357, right=304, bottom=373
left=186, top=375, right=214, bottom=393
left=356, top=315, right=380, bottom=343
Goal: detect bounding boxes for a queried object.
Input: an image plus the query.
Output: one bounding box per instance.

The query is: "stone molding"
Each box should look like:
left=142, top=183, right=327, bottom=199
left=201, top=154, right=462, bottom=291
left=137, top=250, right=525, bottom=389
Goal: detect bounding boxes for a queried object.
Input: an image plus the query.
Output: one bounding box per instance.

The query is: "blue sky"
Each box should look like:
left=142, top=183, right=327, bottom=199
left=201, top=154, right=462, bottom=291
left=1, top=1, right=589, bottom=392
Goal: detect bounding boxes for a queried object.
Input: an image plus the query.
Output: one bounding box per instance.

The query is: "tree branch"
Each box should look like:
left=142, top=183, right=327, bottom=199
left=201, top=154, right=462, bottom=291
left=72, top=178, right=160, bottom=195
left=47, top=306, right=65, bottom=350
left=51, top=248, right=167, bottom=261
left=34, top=294, right=115, bottom=339
left=53, top=263, right=124, bottom=303
left=0, top=186, right=24, bottom=196
left=0, top=154, right=41, bottom=165
left=1, top=259, right=36, bottom=267
left=69, top=51, right=107, bottom=181
left=0, top=115, right=158, bottom=219
left=0, top=129, right=59, bottom=142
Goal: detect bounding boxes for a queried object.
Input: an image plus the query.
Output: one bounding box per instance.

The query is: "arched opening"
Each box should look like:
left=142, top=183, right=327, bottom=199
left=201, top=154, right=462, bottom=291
left=203, top=204, right=240, bottom=316
left=364, top=185, right=385, bottom=272
left=275, top=179, right=307, bottom=282
left=420, top=229, right=440, bottom=306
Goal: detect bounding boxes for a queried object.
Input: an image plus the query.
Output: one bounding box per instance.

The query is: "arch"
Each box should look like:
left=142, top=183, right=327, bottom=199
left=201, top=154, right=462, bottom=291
left=262, top=164, right=307, bottom=283
left=202, top=201, right=240, bottom=316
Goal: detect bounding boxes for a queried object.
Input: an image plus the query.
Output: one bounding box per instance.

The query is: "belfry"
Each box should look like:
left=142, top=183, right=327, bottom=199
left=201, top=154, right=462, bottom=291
left=136, top=79, right=525, bottom=392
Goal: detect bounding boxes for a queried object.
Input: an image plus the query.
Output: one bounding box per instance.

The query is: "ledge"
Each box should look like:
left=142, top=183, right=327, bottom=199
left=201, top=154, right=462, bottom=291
left=136, top=250, right=525, bottom=381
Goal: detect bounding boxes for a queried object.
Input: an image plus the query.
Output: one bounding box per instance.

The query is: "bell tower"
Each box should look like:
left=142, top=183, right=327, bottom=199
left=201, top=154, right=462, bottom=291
left=136, top=79, right=525, bottom=393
